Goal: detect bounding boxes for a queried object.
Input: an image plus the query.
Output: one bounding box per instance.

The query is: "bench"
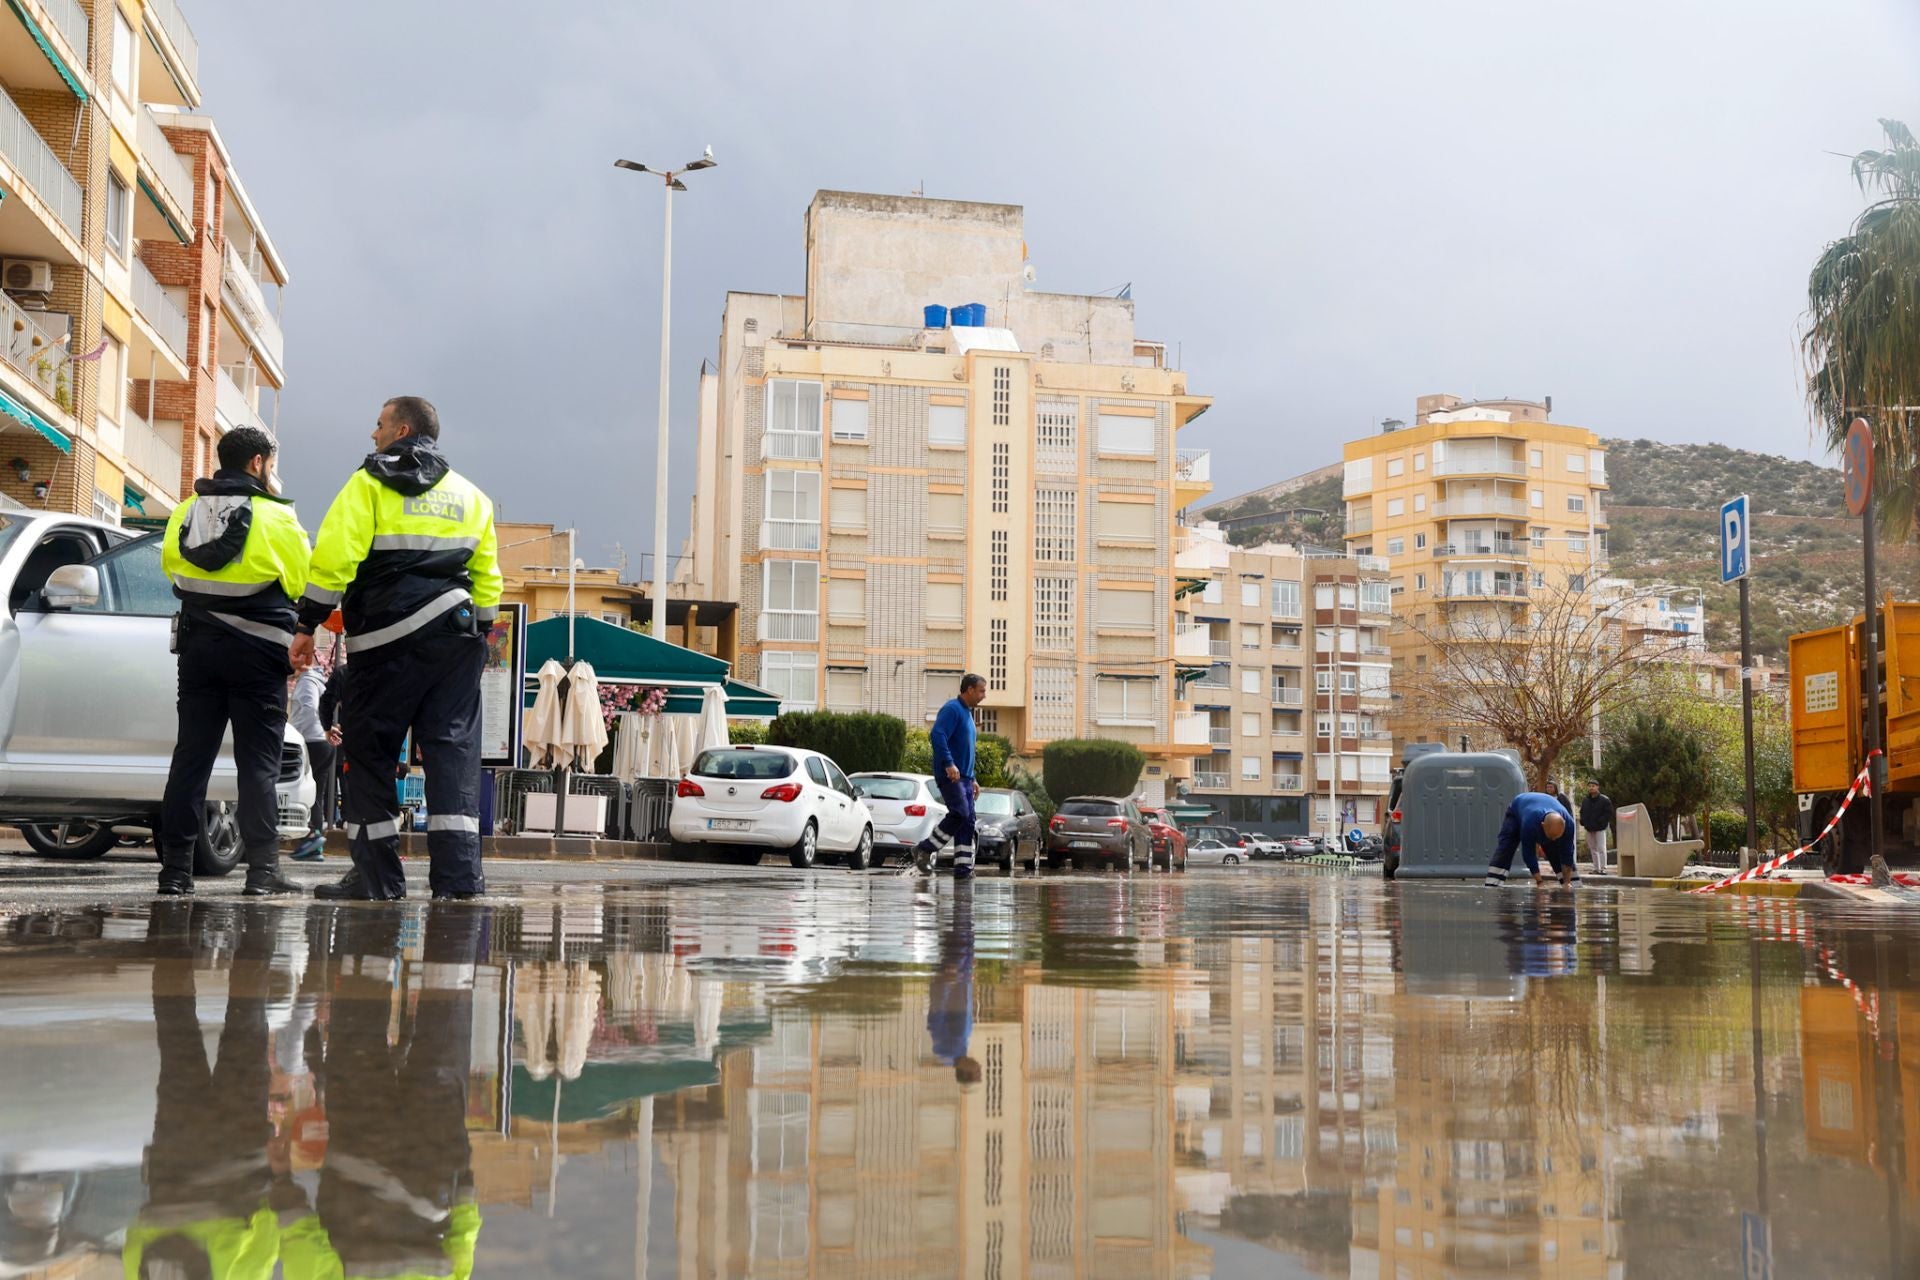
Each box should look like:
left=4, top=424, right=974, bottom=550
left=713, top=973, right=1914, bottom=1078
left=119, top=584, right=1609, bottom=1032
left=1614, top=803, right=1704, bottom=878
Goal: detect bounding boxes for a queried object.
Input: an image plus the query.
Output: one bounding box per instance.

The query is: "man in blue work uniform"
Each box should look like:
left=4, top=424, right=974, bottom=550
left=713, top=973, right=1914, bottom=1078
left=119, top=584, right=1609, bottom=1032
left=1485, top=790, right=1581, bottom=888
left=927, top=885, right=981, bottom=1086
left=909, top=673, right=988, bottom=880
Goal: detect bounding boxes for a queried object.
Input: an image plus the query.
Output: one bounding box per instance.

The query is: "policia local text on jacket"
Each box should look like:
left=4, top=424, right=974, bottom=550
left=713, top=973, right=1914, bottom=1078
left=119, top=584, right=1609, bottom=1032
left=160, top=457, right=311, bottom=896
left=297, top=429, right=501, bottom=900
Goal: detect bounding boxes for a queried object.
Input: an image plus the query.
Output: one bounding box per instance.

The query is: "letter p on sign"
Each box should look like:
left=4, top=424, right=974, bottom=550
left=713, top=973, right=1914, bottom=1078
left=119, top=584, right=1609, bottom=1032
left=1721, top=494, right=1749, bottom=583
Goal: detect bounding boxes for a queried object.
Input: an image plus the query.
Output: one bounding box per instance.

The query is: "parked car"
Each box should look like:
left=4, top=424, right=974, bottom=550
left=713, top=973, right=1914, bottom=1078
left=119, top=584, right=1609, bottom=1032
left=671, top=745, right=875, bottom=869
left=1186, top=837, right=1244, bottom=866
left=974, top=787, right=1044, bottom=873
left=1139, top=807, right=1189, bottom=872
left=849, top=772, right=945, bottom=868
left=0, top=516, right=313, bottom=875
left=1241, top=833, right=1289, bottom=860
left=1045, top=796, right=1151, bottom=871
left=1184, top=823, right=1243, bottom=849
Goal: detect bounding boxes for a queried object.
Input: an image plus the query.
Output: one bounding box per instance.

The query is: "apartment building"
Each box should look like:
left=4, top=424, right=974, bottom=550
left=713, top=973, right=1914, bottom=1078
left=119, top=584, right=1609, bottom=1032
left=1341, top=394, right=1608, bottom=744
left=0, top=0, right=284, bottom=524
left=1171, top=523, right=1394, bottom=836
left=683, top=191, right=1211, bottom=783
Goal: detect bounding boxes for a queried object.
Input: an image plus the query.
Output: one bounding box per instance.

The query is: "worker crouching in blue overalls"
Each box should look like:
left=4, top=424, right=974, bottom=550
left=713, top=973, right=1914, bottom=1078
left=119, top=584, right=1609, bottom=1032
left=1485, top=790, right=1582, bottom=888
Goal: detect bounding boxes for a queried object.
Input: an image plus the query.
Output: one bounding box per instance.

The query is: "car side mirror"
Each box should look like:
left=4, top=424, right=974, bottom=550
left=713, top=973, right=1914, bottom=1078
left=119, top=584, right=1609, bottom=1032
left=42, top=564, right=99, bottom=610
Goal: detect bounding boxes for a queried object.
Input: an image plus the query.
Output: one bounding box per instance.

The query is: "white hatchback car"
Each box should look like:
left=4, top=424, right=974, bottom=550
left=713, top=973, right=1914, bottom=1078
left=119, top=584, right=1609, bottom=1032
left=670, top=745, right=875, bottom=870
left=847, top=772, right=945, bottom=868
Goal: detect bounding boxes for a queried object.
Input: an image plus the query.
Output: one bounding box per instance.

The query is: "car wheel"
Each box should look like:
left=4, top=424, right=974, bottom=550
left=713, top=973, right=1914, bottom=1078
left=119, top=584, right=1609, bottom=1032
left=668, top=839, right=702, bottom=861
left=1382, top=851, right=1399, bottom=880
left=18, top=820, right=119, bottom=860
left=847, top=826, right=873, bottom=872
left=1225, top=853, right=1240, bottom=865
left=789, top=821, right=818, bottom=870
left=193, top=803, right=244, bottom=877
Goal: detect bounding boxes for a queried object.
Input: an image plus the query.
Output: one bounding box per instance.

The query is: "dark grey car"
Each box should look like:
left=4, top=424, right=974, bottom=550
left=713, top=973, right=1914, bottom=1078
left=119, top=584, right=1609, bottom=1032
left=973, top=788, right=1042, bottom=873
left=1045, top=796, right=1150, bottom=871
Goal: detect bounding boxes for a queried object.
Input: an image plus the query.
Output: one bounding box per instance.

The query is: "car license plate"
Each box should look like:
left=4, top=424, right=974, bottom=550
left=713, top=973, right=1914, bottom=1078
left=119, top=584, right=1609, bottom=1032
left=708, top=818, right=751, bottom=832
left=1071, top=840, right=1100, bottom=850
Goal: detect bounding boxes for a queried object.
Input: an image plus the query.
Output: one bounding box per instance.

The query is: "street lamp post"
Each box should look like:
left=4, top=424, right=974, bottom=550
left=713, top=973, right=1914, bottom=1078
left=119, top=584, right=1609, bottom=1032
left=615, top=147, right=716, bottom=640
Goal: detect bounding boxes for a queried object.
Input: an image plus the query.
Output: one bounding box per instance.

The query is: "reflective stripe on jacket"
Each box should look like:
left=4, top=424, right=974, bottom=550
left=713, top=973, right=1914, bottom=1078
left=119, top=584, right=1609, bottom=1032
left=162, top=470, right=310, bottom=651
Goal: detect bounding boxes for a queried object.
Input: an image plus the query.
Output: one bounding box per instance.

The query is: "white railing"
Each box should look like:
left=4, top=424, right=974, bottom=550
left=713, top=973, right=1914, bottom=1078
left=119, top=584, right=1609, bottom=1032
left=1208, top=638, right=1229, bottom=658
left=1175, top=448, right=1211, bottom=485
left=1174, top=712, right=1209, bottom=746
left=1271, top=598, right=1302, bottom=620
left=1433, top=540, right=1528, bottom=559
left=1433, top=496, right=1529, bottom=518
left=0, top=85, right=80, bottom=238
left=1174, top=623, right=1211, bottom=659
left=1195, top=666, right=1229, bottom=689
left=1191, top=771, right=1230, bottom=790
left=133, top=258, right=188, bottom=363
left=760, top=519, right=821, bottom=552
left=1433, top=457, right=1527, bottom=478
left=221, top=240, right=284, bottom=372
left=1271, top=686, right=1302, bottom=707
left=138, top=107, right=196, bottom=230
left=144, top=0, right=198, bottom=85
left=1353, top=555, right=1391, bottom=573
left=36, top=0, right=88, bottom=59
left=1439, top=579, right=1528, bottom=601
left=216, top=364, right=271, bottom=436
left=1208, top=727, right=1231, bottom=747
left=763, top=429, right=822, bottom=461
left=1274, top=775, right=1304, bottom=792
left=758, top=612, right=819, bottom=642
left=0, top=291, right=64, bottom=403
left=123, top=408, right=181, bottom=500
left=1346, top=508, right=1373, bottom=534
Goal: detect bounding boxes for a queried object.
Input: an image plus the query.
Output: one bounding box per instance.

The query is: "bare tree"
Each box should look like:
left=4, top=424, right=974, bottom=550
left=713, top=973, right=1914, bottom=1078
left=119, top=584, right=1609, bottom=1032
left=1395, top=578, right=1699, bottom=787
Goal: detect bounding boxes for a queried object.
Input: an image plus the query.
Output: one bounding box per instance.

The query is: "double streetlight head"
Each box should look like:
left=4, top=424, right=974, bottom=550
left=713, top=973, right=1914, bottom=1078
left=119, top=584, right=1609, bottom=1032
left=614, top=146, right=717, bottom=189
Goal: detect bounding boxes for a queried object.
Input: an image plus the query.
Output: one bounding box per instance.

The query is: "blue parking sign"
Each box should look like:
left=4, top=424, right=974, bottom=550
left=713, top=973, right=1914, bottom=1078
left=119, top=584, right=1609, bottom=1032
left=1721, top=495, right=1750, bottom=584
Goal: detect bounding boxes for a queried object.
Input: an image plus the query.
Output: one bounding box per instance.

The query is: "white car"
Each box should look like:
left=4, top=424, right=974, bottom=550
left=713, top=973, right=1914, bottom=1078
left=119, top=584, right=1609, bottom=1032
left=848, top=772, right=946, bottom=868
left=1187, top=838, right=1245, bottom=866
left=670, top=745, right=875, bottom=870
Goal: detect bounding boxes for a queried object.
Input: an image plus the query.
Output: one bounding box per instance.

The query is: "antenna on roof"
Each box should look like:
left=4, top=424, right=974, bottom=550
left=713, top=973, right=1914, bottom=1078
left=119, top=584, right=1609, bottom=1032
left=911, top=179, right=925, bottom=197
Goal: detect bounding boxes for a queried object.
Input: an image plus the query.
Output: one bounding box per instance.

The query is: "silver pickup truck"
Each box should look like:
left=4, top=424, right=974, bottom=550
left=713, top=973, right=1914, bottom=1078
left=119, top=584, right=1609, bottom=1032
left=0, top=509, right=313, bottom=874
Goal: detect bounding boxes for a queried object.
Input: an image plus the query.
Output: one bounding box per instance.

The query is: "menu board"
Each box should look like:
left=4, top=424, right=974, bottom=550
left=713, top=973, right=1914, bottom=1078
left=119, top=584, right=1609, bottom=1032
left=481, top=603, right=527, bottom=767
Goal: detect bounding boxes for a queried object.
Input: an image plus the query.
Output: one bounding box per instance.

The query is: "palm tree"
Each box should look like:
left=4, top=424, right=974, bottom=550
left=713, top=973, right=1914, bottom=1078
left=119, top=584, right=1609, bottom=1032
left=1803, top=119, right=1920, bottom=534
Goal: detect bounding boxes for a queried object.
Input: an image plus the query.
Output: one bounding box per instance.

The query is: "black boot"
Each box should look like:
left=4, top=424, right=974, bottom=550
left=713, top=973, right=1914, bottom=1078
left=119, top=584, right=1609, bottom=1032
left=313, top=867, right=402, bottom=901
left=244, top=860, right=304, bottom=897
left=157, top=867, right=194, bottom=897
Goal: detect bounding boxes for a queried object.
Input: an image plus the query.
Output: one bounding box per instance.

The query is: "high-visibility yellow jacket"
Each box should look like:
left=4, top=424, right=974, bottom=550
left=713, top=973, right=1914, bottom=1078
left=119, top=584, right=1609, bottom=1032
left=297, top=439, right=500, bottom=657
left=280, top=1202, right=481, bottom=1280
left=122, top=1207, right=281, bottom=1280
left=162, top=470, right=310, bottom=653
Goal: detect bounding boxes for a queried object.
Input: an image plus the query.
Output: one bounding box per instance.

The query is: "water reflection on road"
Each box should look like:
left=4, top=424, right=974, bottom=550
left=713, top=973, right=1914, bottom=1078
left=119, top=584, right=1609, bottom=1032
left=1, top=873, right=1917, bottom=1278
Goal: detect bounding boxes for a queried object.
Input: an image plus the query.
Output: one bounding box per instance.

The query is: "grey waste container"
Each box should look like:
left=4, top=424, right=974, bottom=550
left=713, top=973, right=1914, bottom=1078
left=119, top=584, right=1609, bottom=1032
left=1392, top=752, right=1527, bottom=879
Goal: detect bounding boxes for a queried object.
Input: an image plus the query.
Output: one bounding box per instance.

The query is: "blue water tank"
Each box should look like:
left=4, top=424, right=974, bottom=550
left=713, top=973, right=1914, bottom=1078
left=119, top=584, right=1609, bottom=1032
left=949, top=304, right=972, bottom=328
left=963, top=302, right=987, bottom=327
left=923, top=303, right=948, bottom=329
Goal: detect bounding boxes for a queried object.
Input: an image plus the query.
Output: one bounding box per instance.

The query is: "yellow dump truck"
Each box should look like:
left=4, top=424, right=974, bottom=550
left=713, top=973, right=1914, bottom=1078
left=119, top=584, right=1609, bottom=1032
left=1789, top=602, right=1920, bottom=873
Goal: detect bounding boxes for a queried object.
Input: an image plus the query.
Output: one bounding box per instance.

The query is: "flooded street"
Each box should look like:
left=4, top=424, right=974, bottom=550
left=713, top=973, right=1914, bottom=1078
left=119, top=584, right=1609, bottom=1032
left=2, top=867, right=1917, bottom=1278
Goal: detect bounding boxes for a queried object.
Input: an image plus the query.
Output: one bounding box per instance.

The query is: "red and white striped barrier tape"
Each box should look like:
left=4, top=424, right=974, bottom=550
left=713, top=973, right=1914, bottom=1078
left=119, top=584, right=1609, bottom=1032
left=1689, top=750, right=1881, bottom=895
left=1740, top=897, right=1882, bottom=1037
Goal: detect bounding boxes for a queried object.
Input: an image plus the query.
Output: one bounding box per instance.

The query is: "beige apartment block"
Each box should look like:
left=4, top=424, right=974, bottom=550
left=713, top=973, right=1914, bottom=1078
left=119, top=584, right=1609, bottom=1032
left=1170, top=524, right=1394, bottom=835
left=683, top=191, right=1211, bottom=783
left=1341, top=395, right=1609, bottom=746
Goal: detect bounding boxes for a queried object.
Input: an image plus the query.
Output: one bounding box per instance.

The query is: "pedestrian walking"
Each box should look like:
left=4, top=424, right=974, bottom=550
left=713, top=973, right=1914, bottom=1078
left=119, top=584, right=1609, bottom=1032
left=287, top=633, right=336, bottom=861
left=1579, top=779, right=1615, bottom=875
left=907, top=673, right=987, bottom=881
left=1484, top=790, right=1581, bottom=889
left=927, top=884, right=981, bottom=1085
left=158, top=426, right=310, bottom=897
left=292, top=396, right=501, bottom=902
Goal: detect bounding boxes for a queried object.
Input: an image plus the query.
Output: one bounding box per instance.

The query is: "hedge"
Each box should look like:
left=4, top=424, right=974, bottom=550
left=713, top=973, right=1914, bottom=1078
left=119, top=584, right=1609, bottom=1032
left=1707, top=810, right=1749, bottom=853
left=1041, top=738, right=1146, bottom=806
left=768, top=711, right=907, bottom=776
left=902, top=727, right=1011, bottom=787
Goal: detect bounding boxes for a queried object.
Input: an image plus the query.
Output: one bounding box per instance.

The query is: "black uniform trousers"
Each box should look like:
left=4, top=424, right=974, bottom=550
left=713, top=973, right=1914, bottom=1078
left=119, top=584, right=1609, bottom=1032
left=304, top=738, right=336, bottom=836
left=160, top=621, right=291, bottom=874
left=341, top=620, right=487, bottom=898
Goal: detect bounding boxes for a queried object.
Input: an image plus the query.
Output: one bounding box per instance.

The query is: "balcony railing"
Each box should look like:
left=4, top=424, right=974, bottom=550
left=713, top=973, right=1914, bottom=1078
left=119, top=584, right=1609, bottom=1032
left=1360, top=643, right=1391, bottom=656
left=1346, top=508, right=1373, bottom=534
left=1433, top=457, right=1527, bottom=478
left=1432, top=496, right=1529, bottom=519
left=1271, top=597, right=1302, bottom=620
left=0, top=85, right=81, bottom=238
left=138, top=107, right=196, bottom=230
left=763, top=429, right=822, bottom=461
left=761, top=518, right=821, bottom=552
left=1175, top=448, right=1211, bottom=485
left=122, top=408, right=181, bottom=500
left=1190, top=771, right=1230, bottom=791
left=145, top=0, right=199, bottom=85
left=221, top=240, right=284, bottom=373
left=37, top=0, right=88, bottom=59
left=1208, top=638, right=1230, bottom=658
left=1174, top=712, right=1210, bottom=746
left=1439, top=579, right=1529, bottom=601
left=133, top=258, right=188, bottom=363
left=1271, top=686, right=1302, bottom=707
left=0, top=291, right=66, bottom=405
left=1274, top=775, right=1304, bottom=792
left=216, top=365, right=271, bottom=437
left=1208, top=727, right=1232, bottom=748
left=1434, top=540, right=1529, bottom=560
left=1195, top=665, right=1229, bottom=689
left=759, top=612, right=819, bottom=642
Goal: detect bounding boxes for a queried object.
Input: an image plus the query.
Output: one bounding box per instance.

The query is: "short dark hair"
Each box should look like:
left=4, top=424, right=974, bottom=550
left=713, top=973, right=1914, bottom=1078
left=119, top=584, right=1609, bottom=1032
left=960, top=673, right=986, bottom=694
left=385, top=396, right=440, bottom=441
left=217, top=426, right=275, bottom=473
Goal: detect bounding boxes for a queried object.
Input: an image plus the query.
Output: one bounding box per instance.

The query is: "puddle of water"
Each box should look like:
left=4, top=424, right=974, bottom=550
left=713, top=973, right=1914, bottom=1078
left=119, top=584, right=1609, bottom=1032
left=0, top=876, right=1915, bottom=1278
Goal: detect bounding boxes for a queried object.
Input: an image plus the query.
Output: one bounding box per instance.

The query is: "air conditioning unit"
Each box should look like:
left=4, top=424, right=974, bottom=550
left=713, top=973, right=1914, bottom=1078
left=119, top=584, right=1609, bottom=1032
left=2, top=259, right=53, bottom=293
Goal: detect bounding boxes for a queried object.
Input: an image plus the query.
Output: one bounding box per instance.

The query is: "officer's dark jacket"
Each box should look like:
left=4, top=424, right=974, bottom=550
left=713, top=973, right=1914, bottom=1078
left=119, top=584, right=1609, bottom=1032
left=162, top=470, right=310, bottom=653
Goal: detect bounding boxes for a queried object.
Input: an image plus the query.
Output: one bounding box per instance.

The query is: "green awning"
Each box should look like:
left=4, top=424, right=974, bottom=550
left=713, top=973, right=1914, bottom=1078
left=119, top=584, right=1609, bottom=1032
left=121, top=482, right=145, bottom=514
left=136, top=175, right=192, bottom=244
left=1174, top=662, right=1210, bottom=687
left=721, top=677, right=781, bottom=719
left=525, top=615, right=729, bottom=683
left=5, top=0, right=86, bottom=101
left=0, top=384, right=68, bottom=452
left=1174, top=576, right=1209, bottom=600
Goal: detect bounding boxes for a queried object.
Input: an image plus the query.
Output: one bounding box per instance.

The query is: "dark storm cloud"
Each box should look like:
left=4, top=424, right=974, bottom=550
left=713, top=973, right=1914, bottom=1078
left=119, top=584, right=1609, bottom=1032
left=195, top=0, right=1918, bottom=560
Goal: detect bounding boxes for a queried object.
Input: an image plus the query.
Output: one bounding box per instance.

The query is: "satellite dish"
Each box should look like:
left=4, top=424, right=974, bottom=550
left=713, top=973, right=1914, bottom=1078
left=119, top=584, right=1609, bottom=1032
left=1023, top=263, right=1037, bottom=284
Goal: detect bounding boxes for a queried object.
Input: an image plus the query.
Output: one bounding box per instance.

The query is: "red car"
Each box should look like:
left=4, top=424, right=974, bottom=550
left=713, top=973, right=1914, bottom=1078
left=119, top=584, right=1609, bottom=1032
left=1138, top=808, right=1189, bottom=872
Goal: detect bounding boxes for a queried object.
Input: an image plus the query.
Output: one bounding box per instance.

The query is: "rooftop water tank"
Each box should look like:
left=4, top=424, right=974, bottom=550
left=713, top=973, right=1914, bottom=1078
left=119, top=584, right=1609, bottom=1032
left=923, top=304, right=948, bottom=329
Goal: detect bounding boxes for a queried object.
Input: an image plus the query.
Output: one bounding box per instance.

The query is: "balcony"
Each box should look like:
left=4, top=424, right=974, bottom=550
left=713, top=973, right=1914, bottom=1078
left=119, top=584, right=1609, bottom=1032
left=1439, top=578, right=1529, bottom=601
left=1359, top=642, right=1392, bottom=657
left=1432, top=495, right=1529, bottom=519
left=1271, top=597, right=1302, bottom=621
left=131, top=257, right=189, bottom=369
left=0, top=84, right=80, bottom=242
left=215, top=364, right=271, bottom=437
left=1274, top=775, right=1304, bottom=793
left=1175, top=448, right=1211, bottom=486
left=758, top=612, right=819, bottom=642
left=137, top=107, right=195, bottom=240
left=122, top=407, right=181, bottom=502
left=0, top=290, right=69, bottom=409
left=1190, top=771, right=1230, bottom=791
left=1208, top=727, right=1232, bottom=748
left=30, top=0, right=87, bottom=65
left=763, top=429, right=822, bottom=462
left=141, top=0, right=200, bottom=106
left=1353, top=554, right=1390, bottom=572
left=1433, top=539, right=1529, bottom=561
left=1174, top=711, right=1210, bottom=747
left=761, top=518, right=821, bottom=552
left=1174, top=623, right=1212, bottom=659
left=222, top=240, right=284, bottom=379
left=1346, top=507, right=1372, bottom=535
left=1195, top=663, right=1229, bottom=690
left=1433, top=456, right=1527, bottom=478
left=1271, top=686, right=1302, bottom=707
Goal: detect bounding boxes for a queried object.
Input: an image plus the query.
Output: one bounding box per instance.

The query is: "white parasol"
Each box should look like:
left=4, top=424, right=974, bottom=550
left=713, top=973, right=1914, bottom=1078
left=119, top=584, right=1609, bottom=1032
left=560, top=661, right=609, bottom=772
left=694, top=685, right=730, bottom=757
left=525, top=659, right=568, bottom=768
left=610, top=710, right=647, bottom=783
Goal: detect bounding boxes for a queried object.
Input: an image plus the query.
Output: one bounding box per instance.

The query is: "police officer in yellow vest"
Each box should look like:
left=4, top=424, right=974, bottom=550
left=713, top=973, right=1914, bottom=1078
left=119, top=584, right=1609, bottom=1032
left=160, top=426, right=311, bottom=898
left=291, top=397, right=501, bottom=901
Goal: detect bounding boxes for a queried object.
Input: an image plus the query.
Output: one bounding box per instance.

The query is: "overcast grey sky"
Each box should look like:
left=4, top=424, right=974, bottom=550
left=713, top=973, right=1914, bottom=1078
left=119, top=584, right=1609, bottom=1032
left=196, top=0, right=1918, bottom=569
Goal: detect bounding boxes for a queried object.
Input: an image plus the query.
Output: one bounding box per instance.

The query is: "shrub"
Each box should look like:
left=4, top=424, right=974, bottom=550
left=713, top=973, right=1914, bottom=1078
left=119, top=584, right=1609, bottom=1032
left=727, top=719, right=769, bottom=746
left=1041, top=738, right=1147, bottom=806
left=1708, top=810, right=1750, bottom=853
left=975, top=733, right=1013, bottom=788
left=768, top=711, right=907, bottom=776
left=1009, top=764, right=1055, bottom=823
left=902, top=728, right=932, bottom=775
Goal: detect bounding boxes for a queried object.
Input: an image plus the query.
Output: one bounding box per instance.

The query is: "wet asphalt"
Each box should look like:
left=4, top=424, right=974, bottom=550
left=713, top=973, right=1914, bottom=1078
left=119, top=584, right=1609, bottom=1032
left=2, top=851, right=1918, bottom=1278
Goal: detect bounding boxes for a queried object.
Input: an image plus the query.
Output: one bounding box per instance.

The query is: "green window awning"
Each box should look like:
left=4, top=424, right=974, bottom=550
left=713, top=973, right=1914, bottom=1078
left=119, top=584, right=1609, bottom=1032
left=5, top=0, right=86, bottom=102
left=721, top=678, right=781, bottom=719
left=136, top=175, right=192, bottom=244
left=122, top=482, right=145, bottom=514
left=522, top=616, right=782, bottom=718
left=0, top=384, right=68, bottom=452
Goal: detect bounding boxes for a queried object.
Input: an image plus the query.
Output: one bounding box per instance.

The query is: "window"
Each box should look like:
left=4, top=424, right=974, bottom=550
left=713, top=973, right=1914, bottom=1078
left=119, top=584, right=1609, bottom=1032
left=98, top=335, right=123, bottom=425
left=1032, top=666, right=1075, bottom=739
left=1531, top=571, right=1546, bottom=589
left=1567, top=452, right=1586, bottom=473
left=1569, top=574, right=1586, bottom=592
left=927, top=581, right=963, bottom=624
left=1096, top=409, right=1153, bottom=455
left=1098, top=497, right=1154, bottom=541
left=1202, top=579, right=1223, bottom=605
left=1271, top=581, right=1300, bottom=618
left=1036, top=398, right=1078, bottom=469
left=990, top=530, right=1008, bottom=602
left=1415, top=573, right=1426, bottom=590
left=1241, top=756, right=1260, bottom=781
left=1036, top=489, right=1076, bottom=561
left=1385, top=457, right=1404, bottom=478
left=1095, top=677, right=1153, bottom=725
left=1530, top=488, right=1544, bottom=509
left=760, top=653, right=818, bottom=710
left=1386, top=537, right=1404, bottom=555
left=1241, top=624, right=1261, bottom=649
left=1241, top=668, right=1260, bottom=695
left=1241, top=581, right=1261, bottom=607
left=1360, top=582, right=1390, bottom=613
left=1413, top=533, right=1427, bottom=550
left=928, top=491, right=964, bottom=535
left=830, top=396, right=868, bottom=442
left=1340, top=671, right=1356, bottom=693
left=989, top=618, right=1008, bottom=690
left=1385, top=498, right=1405, bottom=518
left=1531, top=527, right=1546, bottom=548
left=929, top=402, right=967, bottom=447
left=1413, top=492, right=1427, bottom=512
left=92, top=488, right=120, bottom=525
left=1566, top=532, right=1588, bottom=553
left=991, top=365, right=1011, bottom=427
left=110, top=6, right=134, bottom=103
left=991, top=442, right=1010, bottom=513
left=765, top=380, right=824, bottom=459
left=66, top=536, right=173, bottom=615
left=762, top=471, right=820, bottom=550
left=1412, top=452, right=1426, bottom=472
left=827, top=577, right=865, bottom=622
left=829, top=486, right=865, bottom=531
left=759, top=560, right=819, bottom=640
left=1314, top=583, right=1334, bottom=610
left=1567, top=493, right=1586, bottom=513
left=1530, top=448, right=1544, bottom=468
left=1034, top=576, right=1075, bottom=650
left=105, top=172, right=130, bottom=259
left=825, top=668, right=865, bottom=710
left=1389, top=576, right=1404, bottom=595
left=1097, top=587, right=1153, bottom=630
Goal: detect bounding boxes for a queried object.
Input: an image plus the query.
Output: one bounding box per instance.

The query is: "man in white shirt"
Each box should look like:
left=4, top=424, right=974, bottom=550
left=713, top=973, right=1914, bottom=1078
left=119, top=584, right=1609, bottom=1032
left=288, top=633, right=340, bottom=860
